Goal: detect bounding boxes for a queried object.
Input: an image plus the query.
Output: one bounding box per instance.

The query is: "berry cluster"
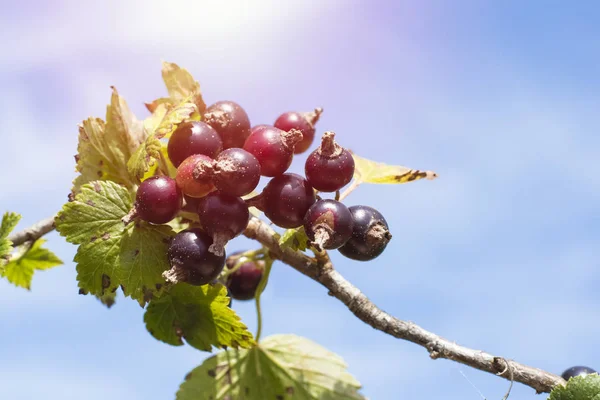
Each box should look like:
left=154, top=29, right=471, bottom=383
left=133, top=100, right=392, bottom=290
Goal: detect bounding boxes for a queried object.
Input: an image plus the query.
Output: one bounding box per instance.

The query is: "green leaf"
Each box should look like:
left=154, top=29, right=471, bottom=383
left=127, top=101, right=196, bottom=181
left=352, top=153, right=438, bottom=184
left=0, top=212, right=21, bottom=263
left=72, top=88, right=143, bottom=194
left=144, top=283, right=255, bottom=351
left=56, top=180, right=171, bottom=304
left=57, top=181, right=132, bottom=297
left=119, top=222, right=172, bottom=305
left=549, top=374, right=600, bottom=400
left=279, top=227, right=309, bottom=252
left=2, top=239, right=62, bottom=290
left=177, top=334, right=365, bottom=400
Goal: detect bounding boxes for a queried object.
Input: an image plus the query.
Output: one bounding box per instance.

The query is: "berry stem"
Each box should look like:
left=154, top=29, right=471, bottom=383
left=367, top=223, right=393, bottom=246
left=162, top=265, right=188, bottom=284
left=121, top=206, right=139, bottom=225
left=281, top=128, right=303, bottom=150
left=318, top=131, right=342, bottom=157
left=338, top=178, right=362, bottom=201
left=254, top=255, right=273, bottom=342
left=311, top=225, right=333, bottom=251
left=208, top=232, right=231, bottom=256
left=192, top=158, right=215, bottom=180
left=303, top=107, right=323, bottom=126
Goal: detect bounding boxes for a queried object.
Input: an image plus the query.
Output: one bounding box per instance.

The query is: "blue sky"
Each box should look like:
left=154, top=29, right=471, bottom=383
left=1, top=1, right=600, bottom=399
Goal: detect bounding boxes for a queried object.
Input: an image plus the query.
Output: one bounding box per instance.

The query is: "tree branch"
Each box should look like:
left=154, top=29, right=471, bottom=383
left=8, top=215, right=57, bottom=247
left=243, top=217, right=565, bottom=394
left=8, top=215, right=566, bottom=393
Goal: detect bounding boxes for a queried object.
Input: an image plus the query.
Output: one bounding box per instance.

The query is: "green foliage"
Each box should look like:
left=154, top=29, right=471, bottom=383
left=55, top=180, right=170, bottom=305
left=279, top=227, right=309, bottom=252
left=177, top=334, right=365, bottom=400
left=144, top=283, right=255, bottom=351
left=549, top=374, right=600, bottom=400
left=127, top=100, right=197, bottom=181
left=146, top=61, right=207, bottom=115
left=0, top=212, right=21, bottom=264
left=1, top=239, right=62, bottom=289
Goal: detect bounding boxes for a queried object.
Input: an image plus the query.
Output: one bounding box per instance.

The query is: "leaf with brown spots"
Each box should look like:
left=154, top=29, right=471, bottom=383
left=144, top=283, right=254, bottom=351
left=351, top=153, right=438, bottom=185
left=177, top=334, right=366, bottom=400
left=146, top=61, right=206, bottom=116
left=56, top=181, right=132, bottom=299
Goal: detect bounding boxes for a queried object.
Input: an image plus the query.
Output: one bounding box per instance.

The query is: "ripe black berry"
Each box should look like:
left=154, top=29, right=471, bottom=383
left=243, top=125, right=303, bottom=177
left=254, top=173, right=316, bottom=228
left=304, top=200, right=354, bottom=250
left=197, top=192, right=250, bottom=256
left=203, top=101, right=251, bottom=149
left=274, top=107, right=322, bottom=154
left=305, top=131, right=355, bottom=192
left=165, top=228, right=225, bottom=286
left=213, top=148, right=261, bottom=197
left=561, top=366, right=597, bottom=380
left=135, top=176, right=182, bottom=224
left=338, top=205, right=392, bottom=261
left=175, top=154, right=215, bottom=198
left=226, top=254, right=264, bottom=301
left=167, top=121, right=223, bottom=167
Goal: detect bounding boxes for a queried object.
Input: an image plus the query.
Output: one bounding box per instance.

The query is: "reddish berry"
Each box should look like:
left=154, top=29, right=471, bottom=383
left=175, top=154, right=215, bottom=198
left=243, top=125, right=302, bottom=177
left=167, top=121, right=222, bottom=167
left=203, top=101, right=251, bottom=149
left=274, top=107, right=322, bottom=154
left=135, top=176, right=182, bottom=224
left=305, top=132, right=355, bottom=192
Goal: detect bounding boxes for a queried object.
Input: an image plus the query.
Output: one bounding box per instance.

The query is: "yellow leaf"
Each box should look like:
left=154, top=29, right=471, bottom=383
left=352, top=153, right=438, bottom=184
left=146, top=61, right=206, bottom=116
left=72, top=88, right=144, bottom=194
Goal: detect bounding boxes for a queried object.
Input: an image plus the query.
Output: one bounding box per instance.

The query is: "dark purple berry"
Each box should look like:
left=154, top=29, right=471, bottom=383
left=197, top=192, right=250, bottom=256
left=165, top=228, right=225, bottom=286
left=167, top=121, right=223, bottom=167
left=213, top=148, right=261, bottom=196
left=203, top=101, right=251, bottom=149
left=304, top=200, right=354, bottom=250
left=338, top=205, right=392, bottom=261
left=226, top=254, right=264, bottom=301
left=135, top=176, right=182, bottom=224
left=243, top=125, right=302, bottom=177
left=561, top=366, right=597, bottom=380
left=305, top=131, right=355, bottom=192
left=256, top=173, right=316, bottom=228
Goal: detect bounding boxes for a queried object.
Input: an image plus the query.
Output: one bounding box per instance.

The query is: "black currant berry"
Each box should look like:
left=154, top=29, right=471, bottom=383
left=197, top=192, right=250, bottom=256
left=203, top=101, right=251, bottom=149
left=305, top=131, right=355, bottom=192
left=243, top=125, right=303, bottom=177
left=561, top=366, right=597, bottom=380
left=274, top=107, right=322, bottom=154
left=252, top=173, right=316, bottom=228
left=167, top=121, right=223, bottom=167
left=135, top=176, right=182, bottom=224
left=226, top=253, right=264, bottom=301
left=165, top=228, right=226, bottom=286
left=213, top=148, right=261, bottom=197
left=304, top=200, right=354, bottom=250
left=338, top=205, right=392, bottom=261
